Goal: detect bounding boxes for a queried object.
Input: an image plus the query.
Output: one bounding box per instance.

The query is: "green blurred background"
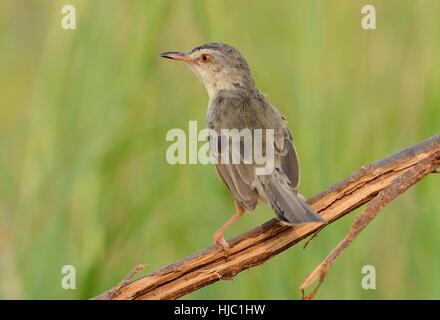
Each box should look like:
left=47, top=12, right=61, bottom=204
left=0, top=0, right=439, bottom=299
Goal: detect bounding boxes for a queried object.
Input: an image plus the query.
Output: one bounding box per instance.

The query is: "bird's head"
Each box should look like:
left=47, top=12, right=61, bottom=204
left=160, top=43, right=255, bottom=98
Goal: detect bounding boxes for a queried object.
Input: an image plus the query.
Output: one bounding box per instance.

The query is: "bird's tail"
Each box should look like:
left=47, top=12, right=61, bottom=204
left=262, top=173, right=325, bottom=225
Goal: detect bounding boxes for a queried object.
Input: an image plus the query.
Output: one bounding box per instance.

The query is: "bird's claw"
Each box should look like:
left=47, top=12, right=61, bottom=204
left=213, top=233, right=231, bottom=257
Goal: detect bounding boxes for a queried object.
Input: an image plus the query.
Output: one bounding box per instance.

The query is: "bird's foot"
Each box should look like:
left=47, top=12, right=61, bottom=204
left=212, top=202, right=244, bottom=257
left=213, top=233, right=231, bottom=256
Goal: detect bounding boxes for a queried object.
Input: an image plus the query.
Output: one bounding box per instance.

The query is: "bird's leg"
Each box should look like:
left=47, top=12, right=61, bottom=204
left=213, top=202, right=245, bottom=254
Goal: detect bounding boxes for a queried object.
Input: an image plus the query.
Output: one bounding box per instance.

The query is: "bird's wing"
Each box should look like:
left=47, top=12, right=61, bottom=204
left=213, top=136, right=259, bottom=210
left=208, top=89, right=261, bottom=210
left=278, top=128, right=300, bottom=191
left=251, top=90, right=301, bottom=190
left=215, top=163, right=258, bottom=210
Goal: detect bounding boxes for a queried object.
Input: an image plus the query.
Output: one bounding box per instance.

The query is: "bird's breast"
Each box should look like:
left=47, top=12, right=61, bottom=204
left=206, top=90, right=261, bottom=131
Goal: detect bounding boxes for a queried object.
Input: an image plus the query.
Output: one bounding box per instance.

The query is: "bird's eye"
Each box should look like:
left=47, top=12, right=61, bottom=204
left=200, top=54, right=209, bottom=63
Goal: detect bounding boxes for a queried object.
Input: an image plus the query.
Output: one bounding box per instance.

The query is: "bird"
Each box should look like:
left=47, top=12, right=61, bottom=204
left=160, top=43, right=326, bottom=252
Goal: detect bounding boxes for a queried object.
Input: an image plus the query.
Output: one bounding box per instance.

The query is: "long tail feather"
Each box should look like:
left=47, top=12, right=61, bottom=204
left=263, top=180, right=325, bottom=225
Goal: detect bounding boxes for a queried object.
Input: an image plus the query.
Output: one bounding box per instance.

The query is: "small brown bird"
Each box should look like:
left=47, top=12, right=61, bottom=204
left=161, top=43, right=325, bottom=251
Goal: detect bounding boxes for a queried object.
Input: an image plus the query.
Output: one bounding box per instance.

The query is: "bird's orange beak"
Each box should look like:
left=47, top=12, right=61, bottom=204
left=160, top=51, right=194, bottom=64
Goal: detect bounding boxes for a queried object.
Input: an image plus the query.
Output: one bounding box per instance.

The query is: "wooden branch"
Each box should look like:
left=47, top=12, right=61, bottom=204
left=300, top=152, right=439, bottom=299
left=95, top=134, right=440, bottom=300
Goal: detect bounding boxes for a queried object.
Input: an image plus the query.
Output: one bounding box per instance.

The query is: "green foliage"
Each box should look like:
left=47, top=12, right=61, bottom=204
left=0, top=0, right=439, bottom=299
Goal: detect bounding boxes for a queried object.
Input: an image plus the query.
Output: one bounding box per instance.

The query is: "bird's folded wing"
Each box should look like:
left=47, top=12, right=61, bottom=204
left=212, top=137, right=258, bottom=210
left=215, top=162, right=258, bottom=210
left=278, top=128, right=300, bottom=190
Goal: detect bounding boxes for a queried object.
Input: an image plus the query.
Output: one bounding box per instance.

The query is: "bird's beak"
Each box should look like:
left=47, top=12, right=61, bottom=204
left=160, top=51, right=194, bottom=64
